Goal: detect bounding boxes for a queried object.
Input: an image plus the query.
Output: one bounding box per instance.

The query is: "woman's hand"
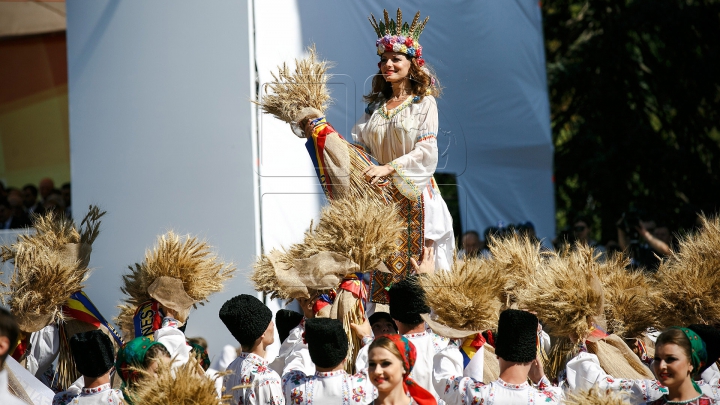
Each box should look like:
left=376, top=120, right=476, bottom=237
left=363, top=164, right=395, bottom=185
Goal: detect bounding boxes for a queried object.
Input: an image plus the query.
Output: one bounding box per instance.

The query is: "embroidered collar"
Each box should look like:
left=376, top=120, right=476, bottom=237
left=314, top=370, right=346, bottom=378
left=239, top=352, right=269, bottom=366
left=495, top=378, right=530, bottom=390
left=404, top=331, right=428, bottom=339
left=82, top=383, right=111, bottom=395
left=378, top=96, right=415, bottom=120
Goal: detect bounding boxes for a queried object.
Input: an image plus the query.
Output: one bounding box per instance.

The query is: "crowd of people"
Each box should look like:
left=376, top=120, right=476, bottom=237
left=0, top=178, right=71, bottom=230
left=1, top=5, right=718, bottom=405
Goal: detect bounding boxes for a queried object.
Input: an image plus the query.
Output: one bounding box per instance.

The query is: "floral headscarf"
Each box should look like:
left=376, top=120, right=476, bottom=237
left=375, top=334, right=437, bottom=405
left=115, top=336, right=165, bottom=402
left=670, top=327, right=708, bottom=394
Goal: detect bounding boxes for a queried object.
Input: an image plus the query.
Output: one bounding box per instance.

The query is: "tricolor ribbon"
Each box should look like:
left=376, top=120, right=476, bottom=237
left=132, top=299, right=164, bottom=339
left=588, top=322, right=609, bottom=340
left=305, top=118, right=338, bottom=199
left=460, top=333, right=486, bottom=368
left=62, top=291, right=124, bottom=346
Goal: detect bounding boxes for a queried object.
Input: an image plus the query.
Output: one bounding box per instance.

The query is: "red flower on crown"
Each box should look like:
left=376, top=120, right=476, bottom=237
left=404, top=37, right=414, bottom=47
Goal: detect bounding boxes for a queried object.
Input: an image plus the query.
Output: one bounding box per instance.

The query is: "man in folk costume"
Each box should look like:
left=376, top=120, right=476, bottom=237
left=269, top=301, right=317, bottom=376
left=52, top=330, right=124, bottom=405
left=282, top=318, right=376, bottom=404
left=355, top=276, right=450, bottom=403
left=219, top=294, right=284, bottom=405
left=433, top=309, right=562, bottom=404
left=252, top=197, right=405, bottom=375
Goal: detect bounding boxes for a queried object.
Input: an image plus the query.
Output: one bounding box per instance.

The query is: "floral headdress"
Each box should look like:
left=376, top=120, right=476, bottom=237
left=369, top=9, right=429, bottom=67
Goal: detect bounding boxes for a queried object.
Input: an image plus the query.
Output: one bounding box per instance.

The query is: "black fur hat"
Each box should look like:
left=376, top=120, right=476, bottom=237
left=689, top=324, right=720, bottom=373
left=304, top=318, right=348, bottom=368
left=494, top=309, right=538, bottom=363
left=388, top=276, right=430, bottom=325
left=219, top=294, right=272, bottom=347
left=276, top=309, right=303, bottom=343
left=69, top=330, right=115, bottom=378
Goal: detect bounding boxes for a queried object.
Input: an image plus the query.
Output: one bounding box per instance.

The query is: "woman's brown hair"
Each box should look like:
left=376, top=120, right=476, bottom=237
left=656, top=328, right=693, bottom=361
left=369, top=336, right=407, bottom=373
left=363, top=56, right=441, bottom=105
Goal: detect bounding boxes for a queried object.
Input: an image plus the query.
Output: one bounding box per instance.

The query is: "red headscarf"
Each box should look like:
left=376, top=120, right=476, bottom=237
left=375, top=334, right=437, bottom=405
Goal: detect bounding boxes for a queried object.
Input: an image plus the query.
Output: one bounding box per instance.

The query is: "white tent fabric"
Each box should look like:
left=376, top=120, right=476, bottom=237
left=254, top=0, right=554, bottom=247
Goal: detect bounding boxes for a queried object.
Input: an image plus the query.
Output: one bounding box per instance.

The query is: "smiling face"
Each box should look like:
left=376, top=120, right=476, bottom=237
left=368, top=347, right=406, bottom=392
left=379, top=52, right=411, bottom=83
left=653, top=342, right=694, bottom=389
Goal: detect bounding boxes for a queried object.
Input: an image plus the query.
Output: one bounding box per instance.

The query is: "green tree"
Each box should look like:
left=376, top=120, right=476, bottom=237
left=544, top=0, right=720, bottom=241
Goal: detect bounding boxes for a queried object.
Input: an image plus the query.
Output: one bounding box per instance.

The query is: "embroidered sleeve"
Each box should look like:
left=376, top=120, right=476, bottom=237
left=565, top=352, right=666, bottom=402
left=388, top=97, right=439, bottom=201
left=256, top=372, right=285, bottom=405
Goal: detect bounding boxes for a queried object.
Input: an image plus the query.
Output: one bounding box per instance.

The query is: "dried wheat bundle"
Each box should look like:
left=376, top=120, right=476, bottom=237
left=418, top=256, right=503, bottom=332
left=6, top=245, right=88, bottom=332
left=598, top=254, right=660, bottom=338
left=654, top=214, right=720, bottom=327
left=255, top=45, right=332, bottom=123
left=487, top=234, right=547, bottom=306
left=564, top=386, right=630, bottom=405
left=515, top=244, right=604, bottom=340
left=251, top=197, right=402, bottom=299
left=115, top=304, right=137, bottom=342
left=292, top=197, right=402, bottom=271
left=6, top=206, right=105, bottom=252
left=132, top=357, right=227, bottom=405
left=121, top=231, right=236, bottom=309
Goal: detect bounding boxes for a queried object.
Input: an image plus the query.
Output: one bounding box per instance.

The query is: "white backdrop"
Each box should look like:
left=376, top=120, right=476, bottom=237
left=66, top=0, right=258, bottom=360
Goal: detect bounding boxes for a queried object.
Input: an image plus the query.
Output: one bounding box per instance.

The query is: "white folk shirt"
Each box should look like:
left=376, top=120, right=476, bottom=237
left=433, top=343, right=562, bottom=405
left=270, top=321, right=314, bottom=376
left=356, top=329, right=450, bottom=403
left=566, top=351, right=720, bottom=403
left=282, top=343, right=376, bottom=405
left=223, top=352, right=284, bottom=405
left=53, top=383, right=125, bottom=405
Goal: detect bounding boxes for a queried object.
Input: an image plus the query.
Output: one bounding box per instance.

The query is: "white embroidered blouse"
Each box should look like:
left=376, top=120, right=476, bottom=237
left=351, top=95, right=439, bottom=201
left=223, top=352, right=285, bottom=405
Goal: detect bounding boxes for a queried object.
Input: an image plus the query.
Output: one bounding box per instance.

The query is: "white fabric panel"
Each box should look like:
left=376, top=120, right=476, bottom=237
left=66, top=0, right=257, bottom=362
left=255, top=0, right=554, bottom=249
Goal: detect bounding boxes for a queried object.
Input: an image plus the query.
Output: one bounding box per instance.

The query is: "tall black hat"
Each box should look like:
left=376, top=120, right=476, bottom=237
left=276, top=309, right=303, bottom=343
left=689, top=324, right=720, bottom=373
left=219, top=294, right=272, bottom=347
left=494, top=309, right=538, bottom=363
left=388, top=275, right=430, bottom=325
left=69, top=330, right=115, bottom=378
left=304, top=318, right=348, bottom=368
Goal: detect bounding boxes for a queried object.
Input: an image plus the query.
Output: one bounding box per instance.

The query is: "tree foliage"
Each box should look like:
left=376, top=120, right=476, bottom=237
left=544, top=0, right=720, bottom=241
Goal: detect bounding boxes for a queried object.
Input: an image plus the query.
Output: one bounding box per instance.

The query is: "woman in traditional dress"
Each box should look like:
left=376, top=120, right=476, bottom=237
left=647, top=328, right=715, bottom=405
left=304, top=9, right=454, bottom=271
left=368, top=335, right=436, bottom=405
left=566, top=325, right=720, bottom=404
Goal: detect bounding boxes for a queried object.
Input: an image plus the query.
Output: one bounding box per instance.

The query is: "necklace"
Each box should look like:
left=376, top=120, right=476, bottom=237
left=665, top=394, right=704, bottom=404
